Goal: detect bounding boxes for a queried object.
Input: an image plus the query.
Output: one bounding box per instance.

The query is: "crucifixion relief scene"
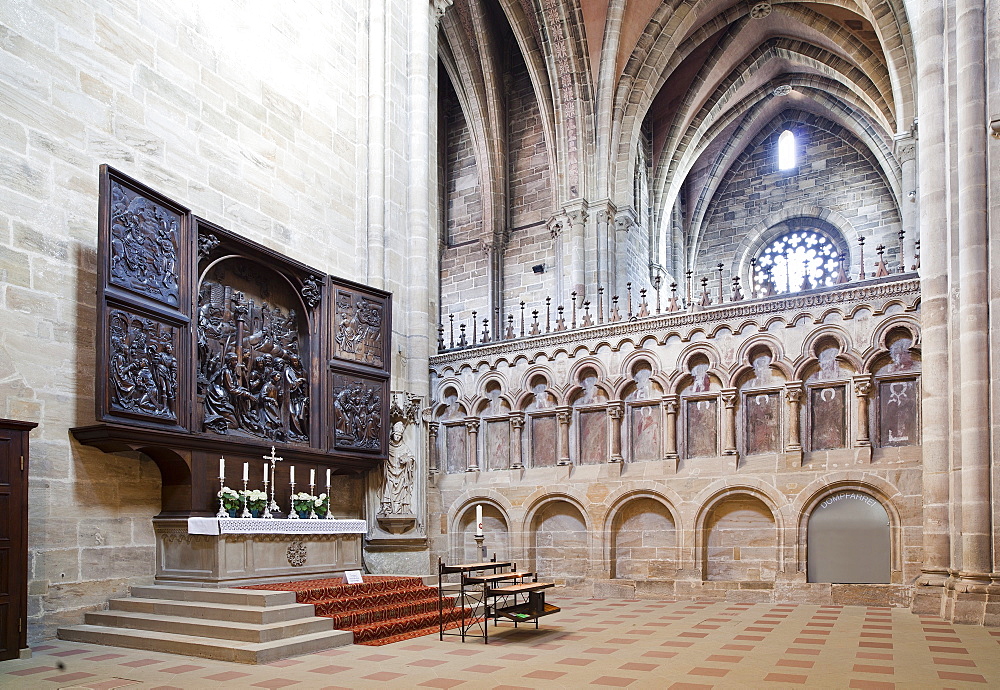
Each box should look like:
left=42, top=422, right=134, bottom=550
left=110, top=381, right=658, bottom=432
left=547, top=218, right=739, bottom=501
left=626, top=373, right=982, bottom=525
left=1, top=0, right=999, bottom=686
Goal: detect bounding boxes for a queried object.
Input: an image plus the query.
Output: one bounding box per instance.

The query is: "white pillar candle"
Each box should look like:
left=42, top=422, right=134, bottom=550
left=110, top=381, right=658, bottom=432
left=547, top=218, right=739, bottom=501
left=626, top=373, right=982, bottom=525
left=290, top=465, right=295, bottom=484
left=475, top=505, right=483, bottom=536
left=242, top=462, right=249, bottom=482
left=263, top=463, right=269, bottom=484
left=310, top=468, right=315, bottom=485
left=326, top=468, right=331, bottom=487
left=219, top=457, right=225, bottom=479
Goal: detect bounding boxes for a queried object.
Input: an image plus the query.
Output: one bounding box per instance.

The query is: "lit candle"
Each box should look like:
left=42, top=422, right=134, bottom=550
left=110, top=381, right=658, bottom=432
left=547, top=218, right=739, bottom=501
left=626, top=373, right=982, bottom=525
left=263, top=463, right=269, bottom=484
left=475, top=505, right=483, bottom=536
left=219, top=457, right=225, bottom=480
left=326, top=468, right=331, bottom=487
left=290, top=465, right=295, bottom=484
left=242, top=462, right=249, bottom=482
left=310, top=468, right=315, bottom=485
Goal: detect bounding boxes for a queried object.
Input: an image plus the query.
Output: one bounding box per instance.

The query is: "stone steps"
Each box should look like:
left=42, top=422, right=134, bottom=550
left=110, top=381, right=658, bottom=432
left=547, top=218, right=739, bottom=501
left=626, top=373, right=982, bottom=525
left=57, top=585, right=353, bottom=664
left=85, top=610, right=332, bottom=643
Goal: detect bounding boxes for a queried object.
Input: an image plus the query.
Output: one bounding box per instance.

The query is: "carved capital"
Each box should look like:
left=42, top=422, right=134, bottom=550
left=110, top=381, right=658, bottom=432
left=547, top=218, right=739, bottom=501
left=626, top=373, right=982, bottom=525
left=614, top=208, right=639, bottom=233
left=607, top=401, right=625, bottom=419
left=556, top=407, right=572, bottom=425
left=509, top=411, right=525, bottom=429
left=721, top=389, right=738, bottom=409
left=853, top=376, right=873, bottom=398
left=594, top=201, right=616, bottom=225
left=564, top=204, right=589, bottom=227
left=785, top=381, right=804, bottom=404
left=427, top=421, right=440, bottom=438
left=464, top=418, right=480, bottom=433
left=893, top=131, right=917, bottom=161
left=662, top=394, right=679, bottom=415
left=431, top=0, right=454, bottom=22
left=548, top=215, right=565, bottom=239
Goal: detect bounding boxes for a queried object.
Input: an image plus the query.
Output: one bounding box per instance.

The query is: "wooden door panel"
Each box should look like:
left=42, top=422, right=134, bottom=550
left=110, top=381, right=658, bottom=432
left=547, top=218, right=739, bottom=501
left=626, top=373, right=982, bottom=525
left=0, top=438, right=10, bottom=485
left=0, top=421, right=31, bottom=662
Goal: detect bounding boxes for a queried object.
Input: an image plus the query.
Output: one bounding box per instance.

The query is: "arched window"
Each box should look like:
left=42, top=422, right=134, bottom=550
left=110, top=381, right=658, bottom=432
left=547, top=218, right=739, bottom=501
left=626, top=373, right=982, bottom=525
left=777, top=129, right=796, bottom=170
left=754, top=229, right=840, bottom=294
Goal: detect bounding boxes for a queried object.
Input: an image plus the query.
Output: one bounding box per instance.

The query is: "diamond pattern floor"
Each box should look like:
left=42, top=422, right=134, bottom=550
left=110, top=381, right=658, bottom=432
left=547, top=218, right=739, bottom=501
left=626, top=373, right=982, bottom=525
left=4, top=597, right=1000, bottom=688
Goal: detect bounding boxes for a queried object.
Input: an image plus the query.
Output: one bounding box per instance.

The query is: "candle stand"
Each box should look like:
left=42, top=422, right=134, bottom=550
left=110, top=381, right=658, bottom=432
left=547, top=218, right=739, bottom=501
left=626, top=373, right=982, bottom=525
left=289, top=480, right=298, bottom=518
left=240, top=478, right=251, bottom=518
left=215, top=476, right=228, bottom=518
left=308, top=482, right=318, bottom=519
left=262, top=474, right=273, bottom=519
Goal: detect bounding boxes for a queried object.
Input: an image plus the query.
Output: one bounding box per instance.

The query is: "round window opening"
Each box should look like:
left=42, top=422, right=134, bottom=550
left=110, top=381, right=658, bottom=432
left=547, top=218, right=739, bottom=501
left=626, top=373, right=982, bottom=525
left=754, top=229, right=840, bottom=295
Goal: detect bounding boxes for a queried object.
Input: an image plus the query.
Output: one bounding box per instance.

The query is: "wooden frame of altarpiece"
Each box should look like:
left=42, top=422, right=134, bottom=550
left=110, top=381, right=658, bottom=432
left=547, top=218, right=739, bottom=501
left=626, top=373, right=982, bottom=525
left=71, top=166, right=391, bottom=518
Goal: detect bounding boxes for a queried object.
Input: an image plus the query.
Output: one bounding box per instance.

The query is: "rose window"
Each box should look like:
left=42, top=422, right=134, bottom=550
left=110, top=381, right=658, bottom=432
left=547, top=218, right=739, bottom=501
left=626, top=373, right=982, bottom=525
left=753, top=230, right=840, bottom=294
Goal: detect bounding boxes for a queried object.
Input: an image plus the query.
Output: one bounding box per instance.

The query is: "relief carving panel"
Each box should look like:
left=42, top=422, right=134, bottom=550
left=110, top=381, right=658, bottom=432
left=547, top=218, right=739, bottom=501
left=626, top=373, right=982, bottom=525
left=333, top=288, right=386, bottom=369
left=331, top=373, right=386, bottom=453
left=197, top=261, right=309, bottom=443
left=109, top=180, right=181, bottom=306
left=108, top=309, right=179, bottom=421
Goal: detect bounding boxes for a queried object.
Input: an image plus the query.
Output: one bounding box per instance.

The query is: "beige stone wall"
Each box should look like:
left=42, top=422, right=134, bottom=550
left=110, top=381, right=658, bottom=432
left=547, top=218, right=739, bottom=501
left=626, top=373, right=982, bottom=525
left=0, top=0, right=434, bottom=642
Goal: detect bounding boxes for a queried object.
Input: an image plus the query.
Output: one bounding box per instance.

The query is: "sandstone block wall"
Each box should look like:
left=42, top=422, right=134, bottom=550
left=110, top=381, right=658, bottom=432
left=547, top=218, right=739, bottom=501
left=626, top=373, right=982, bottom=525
left=0, top=0, right=426, bottom=642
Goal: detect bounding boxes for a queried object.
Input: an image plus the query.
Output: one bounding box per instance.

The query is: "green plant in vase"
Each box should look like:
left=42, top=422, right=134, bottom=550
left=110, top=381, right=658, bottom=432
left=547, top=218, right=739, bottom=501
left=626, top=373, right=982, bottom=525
left=243, top=489, right=268, bottom=517
left=218, top=487, right=241, bottom=517
left=291, top=492, right=316, bottom=518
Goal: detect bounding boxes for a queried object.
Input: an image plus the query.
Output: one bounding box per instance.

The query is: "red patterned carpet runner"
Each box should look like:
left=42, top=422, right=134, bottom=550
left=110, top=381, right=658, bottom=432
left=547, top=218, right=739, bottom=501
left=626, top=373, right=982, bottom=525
left=244, top=576, right=472, bottom=646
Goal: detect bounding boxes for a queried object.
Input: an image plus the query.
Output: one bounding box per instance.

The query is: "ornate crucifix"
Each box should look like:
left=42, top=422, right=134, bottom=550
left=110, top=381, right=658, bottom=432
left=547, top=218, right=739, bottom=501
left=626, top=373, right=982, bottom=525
left=264, top=445, right=283, bottom=514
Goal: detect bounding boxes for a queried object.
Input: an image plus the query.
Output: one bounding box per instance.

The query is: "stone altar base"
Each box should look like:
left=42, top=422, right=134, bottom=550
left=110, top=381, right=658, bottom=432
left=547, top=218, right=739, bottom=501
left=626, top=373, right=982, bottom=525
left=153, top=518, right=363, bottom=587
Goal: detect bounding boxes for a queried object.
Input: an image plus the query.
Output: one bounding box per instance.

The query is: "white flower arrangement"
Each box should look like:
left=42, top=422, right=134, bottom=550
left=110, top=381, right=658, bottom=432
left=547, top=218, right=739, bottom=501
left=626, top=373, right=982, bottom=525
left=242, top=489, right=268, bottom=513
left=291, top=492, right=316, bottom=513
left=217, top=487, right=241, bottom=512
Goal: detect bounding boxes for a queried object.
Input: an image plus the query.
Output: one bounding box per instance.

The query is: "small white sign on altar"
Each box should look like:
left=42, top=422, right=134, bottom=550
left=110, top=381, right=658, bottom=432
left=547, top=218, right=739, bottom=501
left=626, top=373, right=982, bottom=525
left=344, top=570, right=364, bottom=584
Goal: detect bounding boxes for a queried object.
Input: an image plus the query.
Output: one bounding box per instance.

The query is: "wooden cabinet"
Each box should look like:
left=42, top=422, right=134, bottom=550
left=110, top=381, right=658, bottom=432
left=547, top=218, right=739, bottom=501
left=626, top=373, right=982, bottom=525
left=0, top=419, right=36, bottom=661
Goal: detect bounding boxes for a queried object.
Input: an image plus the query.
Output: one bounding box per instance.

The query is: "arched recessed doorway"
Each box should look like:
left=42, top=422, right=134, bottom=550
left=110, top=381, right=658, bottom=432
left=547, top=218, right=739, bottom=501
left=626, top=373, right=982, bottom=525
left=807, top=492, right=890, bottom=583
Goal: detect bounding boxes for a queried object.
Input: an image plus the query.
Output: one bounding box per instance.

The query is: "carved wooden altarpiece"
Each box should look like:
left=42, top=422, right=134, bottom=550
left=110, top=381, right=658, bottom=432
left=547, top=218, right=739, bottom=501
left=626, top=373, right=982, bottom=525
left=72, top=166, right=392, bottom=518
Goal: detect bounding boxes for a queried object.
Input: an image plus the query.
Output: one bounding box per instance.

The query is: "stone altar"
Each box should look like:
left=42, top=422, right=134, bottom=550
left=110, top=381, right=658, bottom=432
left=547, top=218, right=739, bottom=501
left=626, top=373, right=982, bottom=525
left=152, top=518, right=366, bottom=587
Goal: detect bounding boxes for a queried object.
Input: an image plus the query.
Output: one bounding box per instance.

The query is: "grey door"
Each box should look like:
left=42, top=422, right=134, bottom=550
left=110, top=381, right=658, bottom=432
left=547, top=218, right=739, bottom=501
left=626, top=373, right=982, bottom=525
left=807, top=492, right=890, bottom=583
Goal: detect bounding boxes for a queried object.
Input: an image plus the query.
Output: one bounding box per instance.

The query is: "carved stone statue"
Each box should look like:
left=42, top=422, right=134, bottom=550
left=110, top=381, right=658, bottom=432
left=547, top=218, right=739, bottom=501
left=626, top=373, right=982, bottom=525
left=379, top=422, right=415, bottom=515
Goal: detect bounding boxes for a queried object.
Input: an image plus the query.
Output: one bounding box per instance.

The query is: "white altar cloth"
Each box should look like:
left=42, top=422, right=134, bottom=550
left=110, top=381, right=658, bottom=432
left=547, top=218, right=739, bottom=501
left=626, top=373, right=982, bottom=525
left=187, top=517, right=368, bottom=535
